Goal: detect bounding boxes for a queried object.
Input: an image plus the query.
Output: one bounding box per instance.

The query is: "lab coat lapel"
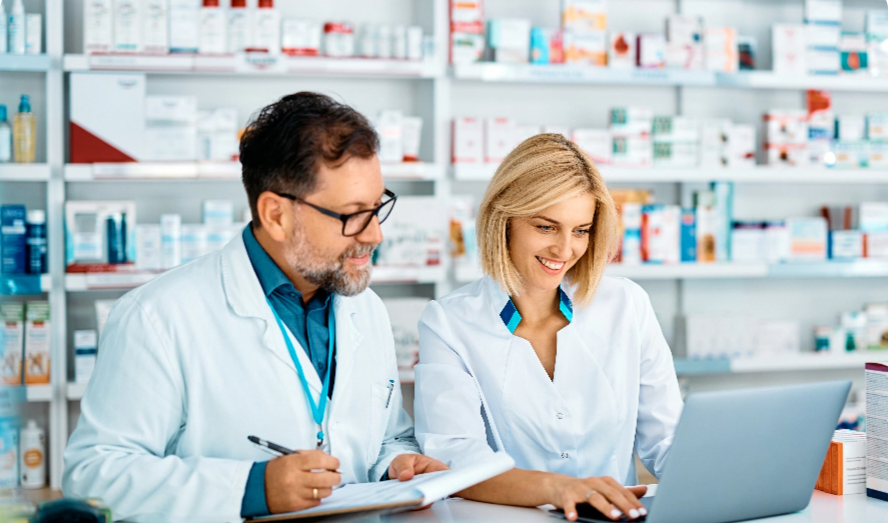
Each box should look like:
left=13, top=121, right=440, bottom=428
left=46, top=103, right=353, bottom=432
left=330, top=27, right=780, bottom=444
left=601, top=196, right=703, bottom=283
left=220, top=231, right=323, bottom=394
left=330, top=295, right=361, bottom=406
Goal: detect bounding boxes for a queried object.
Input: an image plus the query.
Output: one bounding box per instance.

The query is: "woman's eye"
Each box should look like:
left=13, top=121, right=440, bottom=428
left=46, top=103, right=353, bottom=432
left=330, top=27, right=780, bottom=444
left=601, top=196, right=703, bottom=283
left=537, top=225, right=554, bottom=232
left=575, top=229, right=590, bottom=236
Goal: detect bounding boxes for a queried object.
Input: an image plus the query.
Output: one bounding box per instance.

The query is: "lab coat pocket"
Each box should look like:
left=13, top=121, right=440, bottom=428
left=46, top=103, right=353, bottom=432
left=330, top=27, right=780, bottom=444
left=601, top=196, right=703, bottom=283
left=366, top=381, right=392, bottom=465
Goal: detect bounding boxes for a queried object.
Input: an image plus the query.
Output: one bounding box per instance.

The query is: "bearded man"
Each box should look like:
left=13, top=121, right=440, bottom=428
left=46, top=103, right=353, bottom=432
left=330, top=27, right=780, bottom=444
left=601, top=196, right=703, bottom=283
left=63, top=92, right=447, bottom=523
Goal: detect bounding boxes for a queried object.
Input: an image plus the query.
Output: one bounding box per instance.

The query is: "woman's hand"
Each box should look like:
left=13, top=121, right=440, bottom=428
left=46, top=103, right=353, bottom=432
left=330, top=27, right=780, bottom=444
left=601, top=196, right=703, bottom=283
left=543, top=474, right=648, bottom=522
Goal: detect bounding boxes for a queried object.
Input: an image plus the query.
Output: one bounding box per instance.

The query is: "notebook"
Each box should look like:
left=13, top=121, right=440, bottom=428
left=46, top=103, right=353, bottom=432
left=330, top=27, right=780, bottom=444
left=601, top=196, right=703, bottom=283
left=250, top=451, right=515, bottom=521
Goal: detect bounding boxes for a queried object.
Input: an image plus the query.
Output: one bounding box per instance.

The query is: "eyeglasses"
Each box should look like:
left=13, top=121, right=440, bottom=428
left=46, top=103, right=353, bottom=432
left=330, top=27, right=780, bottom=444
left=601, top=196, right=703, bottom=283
left=276, top=188, right=398, bottom=237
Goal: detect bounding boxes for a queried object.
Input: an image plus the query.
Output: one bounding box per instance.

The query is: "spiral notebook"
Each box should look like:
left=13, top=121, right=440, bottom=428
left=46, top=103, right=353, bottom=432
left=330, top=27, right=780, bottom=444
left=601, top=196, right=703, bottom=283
left=250, top=452, right=514, bottom=521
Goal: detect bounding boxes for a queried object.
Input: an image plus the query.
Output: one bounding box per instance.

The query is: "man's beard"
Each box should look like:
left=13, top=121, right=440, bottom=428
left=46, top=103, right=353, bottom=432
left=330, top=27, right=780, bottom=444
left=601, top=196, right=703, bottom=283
left=283, top=224, right=377, bottom=297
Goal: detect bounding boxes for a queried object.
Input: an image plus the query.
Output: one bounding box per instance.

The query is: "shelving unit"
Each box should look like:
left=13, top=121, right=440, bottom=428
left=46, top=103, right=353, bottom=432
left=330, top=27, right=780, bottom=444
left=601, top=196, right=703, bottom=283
left=64, top=162, right=444, bottom=181
left=674, top=352, right=888, bottom=376
left=8, top=0, right=888, bottom=493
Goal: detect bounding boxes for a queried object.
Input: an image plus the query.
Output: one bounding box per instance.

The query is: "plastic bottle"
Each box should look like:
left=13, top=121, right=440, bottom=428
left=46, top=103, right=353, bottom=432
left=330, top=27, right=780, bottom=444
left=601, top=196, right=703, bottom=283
left=8, top=0, right=25, bottom=55
left=252, top=0, right=280, bottom=54
left=199, top=0, right=225, bottom=54
left=19, top=420, right=45, bottom=489
left=0, top=105, right=11, bottom=163
left=25, top=210, right=46, bottom=274
left=13, top=95, right=35, bottom=164
left=0, top=0, right=9, bottom=54
left=227, top=0, right=251, bottom=53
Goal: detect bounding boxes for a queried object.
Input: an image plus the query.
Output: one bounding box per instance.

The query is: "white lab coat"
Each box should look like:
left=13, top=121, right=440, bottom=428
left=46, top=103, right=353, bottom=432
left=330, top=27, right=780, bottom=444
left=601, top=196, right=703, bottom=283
left=414, top=276, right=682, bottom=485
left=63, top=232, right=419, bottom=523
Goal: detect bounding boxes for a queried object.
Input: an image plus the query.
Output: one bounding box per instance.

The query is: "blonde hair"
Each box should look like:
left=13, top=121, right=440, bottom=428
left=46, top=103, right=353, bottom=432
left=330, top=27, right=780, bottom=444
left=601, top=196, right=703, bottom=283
left=476, top=133, right=618, bottom=307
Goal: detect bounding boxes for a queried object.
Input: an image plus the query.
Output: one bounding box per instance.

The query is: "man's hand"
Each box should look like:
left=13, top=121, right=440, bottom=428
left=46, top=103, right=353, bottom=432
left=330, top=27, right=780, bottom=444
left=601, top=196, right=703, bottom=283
left=388, top=454, right=449, bottom=482
left=265, top=450, right=341, bottom=514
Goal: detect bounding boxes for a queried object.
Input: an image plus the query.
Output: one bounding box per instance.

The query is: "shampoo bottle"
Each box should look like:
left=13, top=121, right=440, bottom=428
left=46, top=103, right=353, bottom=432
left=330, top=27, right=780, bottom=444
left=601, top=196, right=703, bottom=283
left=8, top=0, right=25, bottom=54
left=19, top=420, right=45, bottom=489
left=13, top=95, right=35, bottom=164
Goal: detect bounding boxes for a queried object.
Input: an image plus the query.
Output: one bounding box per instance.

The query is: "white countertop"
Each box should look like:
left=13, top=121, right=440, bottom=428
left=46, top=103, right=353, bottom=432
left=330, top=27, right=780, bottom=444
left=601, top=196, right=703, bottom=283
left=364, top=492, right=888, bottom=523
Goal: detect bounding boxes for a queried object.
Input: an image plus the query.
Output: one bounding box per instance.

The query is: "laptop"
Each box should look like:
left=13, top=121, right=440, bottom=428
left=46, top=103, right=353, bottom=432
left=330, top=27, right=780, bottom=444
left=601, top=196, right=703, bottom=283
left=554, top=380, right=851, bottom=523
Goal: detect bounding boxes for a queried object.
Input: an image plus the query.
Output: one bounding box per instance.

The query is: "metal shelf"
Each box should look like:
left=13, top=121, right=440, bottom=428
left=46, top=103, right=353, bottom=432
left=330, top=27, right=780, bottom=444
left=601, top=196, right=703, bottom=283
left=674, top=352, right=888, bottom=376
left=452, top=164, right=888, bottom=184
left=67, top=382, right=87, bottom=401
left=65, top=162, right=443, bottom=182
left=64, top=53, right=443, bottom=79
left=0, top=164, right=52, bottom=182
left=0, top=54, right=51, bottom=72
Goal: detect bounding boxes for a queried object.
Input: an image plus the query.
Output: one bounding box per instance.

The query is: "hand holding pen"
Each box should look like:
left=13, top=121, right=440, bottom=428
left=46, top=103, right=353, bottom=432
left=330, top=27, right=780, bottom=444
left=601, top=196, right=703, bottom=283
left=249, top=435, right=341, bottom=514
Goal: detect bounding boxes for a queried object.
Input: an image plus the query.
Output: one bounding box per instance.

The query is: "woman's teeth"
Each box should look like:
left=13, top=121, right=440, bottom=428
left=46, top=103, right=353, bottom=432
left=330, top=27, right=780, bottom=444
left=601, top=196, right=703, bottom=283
left=536, top=257, right=564, bottom=270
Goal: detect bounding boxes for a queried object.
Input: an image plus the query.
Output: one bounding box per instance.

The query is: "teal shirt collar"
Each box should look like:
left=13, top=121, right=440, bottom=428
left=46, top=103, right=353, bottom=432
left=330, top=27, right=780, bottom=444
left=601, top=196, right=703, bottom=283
left=242, top=224, right=330, bottom=306
left=499, top=287, right=573, bottom=334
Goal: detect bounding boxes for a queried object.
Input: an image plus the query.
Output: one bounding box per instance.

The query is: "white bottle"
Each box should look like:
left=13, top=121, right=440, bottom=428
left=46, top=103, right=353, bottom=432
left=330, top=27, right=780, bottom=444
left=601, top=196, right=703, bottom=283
left=0, top=105, right=11, bottom=163
left=160, top=214, right=182, bottom=269
left=169, top=0, right=200, bottom=53
left=142, top=0, right=169, bottom=54
left=198, top=0, right=225, bottom=54
left=252, top=0, right=280, bottom=54
left=227, top=0, right=251, bottom=53
left=113, top=0, right=142, bottom=53
left=83, top=0, right=113, bottom=54
left=19, top=420, right=45, bottom=489
left=0, top=0, right=8, bottom=54
left=8, top=0, right=25, bottom=55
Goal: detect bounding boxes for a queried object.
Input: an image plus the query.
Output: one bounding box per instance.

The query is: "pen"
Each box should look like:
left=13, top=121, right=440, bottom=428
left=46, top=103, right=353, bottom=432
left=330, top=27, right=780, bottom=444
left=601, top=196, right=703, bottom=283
left=385, top=379, right=395, bottom=408
left=248, top=435, right=296, bottom=455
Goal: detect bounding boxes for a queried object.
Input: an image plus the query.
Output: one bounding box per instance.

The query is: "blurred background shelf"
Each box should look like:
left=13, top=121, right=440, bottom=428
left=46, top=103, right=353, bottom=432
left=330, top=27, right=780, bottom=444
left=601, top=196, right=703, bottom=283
left=67, top=382, right=87, bottom=401
left=64, top=53, right=443, bottom=79
left=0, top=54, right=51, bottom=72
left=0, top=164, right=52, bottom=182
left=452, top=164, right=888, bottom=184
left=674, top=352, right=888, bottom=376
left=64, top=162, right=443, bottom=181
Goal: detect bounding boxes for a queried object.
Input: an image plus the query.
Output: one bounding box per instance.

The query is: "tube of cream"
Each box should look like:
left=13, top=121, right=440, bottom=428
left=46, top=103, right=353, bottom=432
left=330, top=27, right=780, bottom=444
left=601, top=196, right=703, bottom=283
left=401, top=116, right=423, bottom=162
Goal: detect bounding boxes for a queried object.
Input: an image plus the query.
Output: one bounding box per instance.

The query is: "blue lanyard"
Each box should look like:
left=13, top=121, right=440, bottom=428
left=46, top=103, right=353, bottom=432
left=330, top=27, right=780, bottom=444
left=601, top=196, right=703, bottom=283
left=266, top=297, right=336, bottom=449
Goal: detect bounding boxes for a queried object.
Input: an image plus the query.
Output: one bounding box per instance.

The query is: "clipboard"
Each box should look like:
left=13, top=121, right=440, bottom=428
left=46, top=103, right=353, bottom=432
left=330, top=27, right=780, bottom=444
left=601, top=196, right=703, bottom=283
left=248, top=452, right=515, bottom=521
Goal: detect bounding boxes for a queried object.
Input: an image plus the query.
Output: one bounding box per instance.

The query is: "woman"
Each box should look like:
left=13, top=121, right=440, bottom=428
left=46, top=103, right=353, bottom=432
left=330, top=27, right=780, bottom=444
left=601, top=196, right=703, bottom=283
left=413, top=134, right=683, bottom=522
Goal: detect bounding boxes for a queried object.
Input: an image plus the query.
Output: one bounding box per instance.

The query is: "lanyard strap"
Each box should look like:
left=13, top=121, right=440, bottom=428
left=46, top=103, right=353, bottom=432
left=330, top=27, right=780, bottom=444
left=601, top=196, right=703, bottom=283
left=266, top=297, right=336, bottom=439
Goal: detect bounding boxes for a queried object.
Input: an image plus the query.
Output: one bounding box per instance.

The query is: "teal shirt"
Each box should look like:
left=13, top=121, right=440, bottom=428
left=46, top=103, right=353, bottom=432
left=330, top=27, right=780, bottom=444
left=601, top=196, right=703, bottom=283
left=240, top=224, right=336, bottom=518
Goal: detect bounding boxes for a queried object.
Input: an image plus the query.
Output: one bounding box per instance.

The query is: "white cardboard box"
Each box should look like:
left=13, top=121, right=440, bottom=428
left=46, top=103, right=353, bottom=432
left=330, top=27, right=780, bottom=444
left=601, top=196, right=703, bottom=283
left=70, top=73, right=147, bottom=163
left=485, top=118, right=516, bottom=163
left=452, top=118, right=484, bottom=164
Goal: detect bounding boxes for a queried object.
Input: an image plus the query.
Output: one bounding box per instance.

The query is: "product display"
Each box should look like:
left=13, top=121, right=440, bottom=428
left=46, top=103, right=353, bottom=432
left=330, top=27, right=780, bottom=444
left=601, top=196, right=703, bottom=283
left=13, top=95, right=35, bottom=164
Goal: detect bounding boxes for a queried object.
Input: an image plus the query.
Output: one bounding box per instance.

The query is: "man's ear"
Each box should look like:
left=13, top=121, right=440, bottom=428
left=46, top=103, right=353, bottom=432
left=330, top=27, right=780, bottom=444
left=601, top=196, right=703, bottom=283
left=256, top=191, right=294, bottom=242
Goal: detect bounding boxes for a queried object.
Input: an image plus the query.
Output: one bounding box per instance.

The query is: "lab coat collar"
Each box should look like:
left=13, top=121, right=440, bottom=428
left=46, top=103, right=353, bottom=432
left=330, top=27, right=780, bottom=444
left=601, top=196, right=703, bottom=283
left=485, top=276, right=575, bottom=334
left=220, top=231, right=362, bottom=395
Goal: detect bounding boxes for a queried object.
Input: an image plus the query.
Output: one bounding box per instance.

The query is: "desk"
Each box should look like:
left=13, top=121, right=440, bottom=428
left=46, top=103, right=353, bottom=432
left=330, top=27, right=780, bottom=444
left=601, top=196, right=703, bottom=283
left=359, top=492, right=888, bottom=523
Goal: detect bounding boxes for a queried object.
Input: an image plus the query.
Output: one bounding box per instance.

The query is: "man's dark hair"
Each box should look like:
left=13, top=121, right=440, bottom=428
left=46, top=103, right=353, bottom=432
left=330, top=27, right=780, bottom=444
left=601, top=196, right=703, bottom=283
left=239, top=92, right=379, bottom=224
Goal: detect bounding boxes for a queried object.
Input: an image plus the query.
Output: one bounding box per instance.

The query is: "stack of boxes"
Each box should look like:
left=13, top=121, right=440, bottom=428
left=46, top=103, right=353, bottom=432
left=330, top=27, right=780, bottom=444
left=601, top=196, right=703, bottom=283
left=867, top=12, right=888, bottom=76
left=486, top=19, right=531, bottom=64
left=561, top=0, right=607, bottom=66
left=609, top=107, right=652, bottom=168
left=765, top=110, right=810, bottom=167
left=804, top=0, right=842, bottom=75
left=703, top=26, right=738, bottom=73
left=449, top=0, right=485, bottom=64
left=652, top=116, right=699, bottom=168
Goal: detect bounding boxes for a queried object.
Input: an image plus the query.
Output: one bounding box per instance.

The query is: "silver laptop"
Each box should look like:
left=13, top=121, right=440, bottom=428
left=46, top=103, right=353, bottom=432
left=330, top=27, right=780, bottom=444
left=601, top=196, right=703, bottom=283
left=558, top=380, right=851, bottom=523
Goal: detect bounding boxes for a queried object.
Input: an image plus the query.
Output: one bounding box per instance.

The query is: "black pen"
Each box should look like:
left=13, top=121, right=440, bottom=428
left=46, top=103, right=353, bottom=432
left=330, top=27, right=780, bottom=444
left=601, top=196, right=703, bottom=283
left=248, top=435, right=297, bottom=455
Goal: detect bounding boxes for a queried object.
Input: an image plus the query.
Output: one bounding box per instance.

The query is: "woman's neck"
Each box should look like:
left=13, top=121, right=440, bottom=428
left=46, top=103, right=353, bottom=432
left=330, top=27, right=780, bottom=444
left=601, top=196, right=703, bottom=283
left=510, top=285, right=561, bottom=325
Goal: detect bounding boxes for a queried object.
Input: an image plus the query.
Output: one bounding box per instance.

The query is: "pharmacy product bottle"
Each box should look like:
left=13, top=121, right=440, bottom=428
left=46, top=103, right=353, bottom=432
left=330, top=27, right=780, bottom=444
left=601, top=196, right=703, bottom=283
left=227, top=0, right=251, bottom=53
left=0, top=105, right=11, bottom=163
left=13, top=95, right=35, bottom=164
left=8, top=0, right=25, bottom=54
left=19, top=420, right=45, bottom=489
left=0, top=0, right=8, bottom=54
left=199, top=0, right=225, bottom=54
left=25, top=210, right=46, bottom=274
left=252, top=0, right=280, bottom=54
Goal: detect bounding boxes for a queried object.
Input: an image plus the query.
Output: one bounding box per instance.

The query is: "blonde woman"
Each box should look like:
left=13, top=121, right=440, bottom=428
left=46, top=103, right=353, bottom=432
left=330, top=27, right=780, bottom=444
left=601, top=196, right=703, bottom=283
left=413, top=134, right=683, bottom=521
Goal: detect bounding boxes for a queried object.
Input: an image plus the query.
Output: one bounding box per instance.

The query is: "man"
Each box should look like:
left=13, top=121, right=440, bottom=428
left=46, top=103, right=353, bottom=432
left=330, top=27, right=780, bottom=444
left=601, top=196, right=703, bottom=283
left=63, top=92, right=447, bottom=522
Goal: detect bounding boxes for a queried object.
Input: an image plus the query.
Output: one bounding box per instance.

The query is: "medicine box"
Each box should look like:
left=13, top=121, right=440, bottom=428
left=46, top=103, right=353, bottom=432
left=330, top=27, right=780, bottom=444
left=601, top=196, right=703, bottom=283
left=839, top=33, right=868, bottom=73
left=652, top=116, right=698, bottom=143
left=70, top=73, right=147, bottom=163
left=609, top=107, right=653, bottom=137
left=860, top=202, right=888, bottom=232
left=1, top=205, right=27, bottom=275
left=74, top=330, right=98, bottom=385
left=563, top=30, right=606, bottom=66
left=806, top=24, right=840, bottom=49
left=864, top=363, right=888, bottom=501
left=807, top=48, right=840, bottom=75
left=834, top=141, right=869, bottom=169
left=866, top=303, right=888, bottom=350
left=731, top=222, right=766, bottom=263
left=726, top=124, right=756, bottom=167
left=773, top=25, right=808, bottom=75
left=24, top=302, right=50, bottom=385
left=680, top=208, right=696, bottom=263
left=805, top=0, right=842, bottom=26
left=571, top=129, right=611, bottom=165
left=452, top=118, right=484, bottom=164
left=135, top=224, right=162, bottom=271
left=621, top=202, right=643, bottom=266
left=830, top=230, right=864, bottom=260
left=869, top=142, right=888, bottom=169
left=608, top=32, right=636, bottom=69
left=836, top=116, right=866, bottom=141
left=485, top=118, right=516, bottom=163
left=637, top=34, right=665, bottom=69
left=816, top=430, right=867, bottom=496
left=561, top=0, right=607, bottom=32
left=612, top=136, right=652, bottom=168
left=703, top=27, right=738, bottom=73
left=375, top=110, right=403, bottom=164
left=450, top=31, right=485, bottom=64
left=666, top=15, right=703, bottom=46
left=530, top=27, right=562, bottom=65
left=487, top=19, right=531, bottom=64
left=665, top=43, right=703, bottom=70
left=787, top=217, right=828, bottom=261
left=867, top=112, right=888, bottom=141
left=653, top=142, right=697, bottom=168
left=765, top=110, right=809, bottom=145
left=1, top=303, right=24, bottom=386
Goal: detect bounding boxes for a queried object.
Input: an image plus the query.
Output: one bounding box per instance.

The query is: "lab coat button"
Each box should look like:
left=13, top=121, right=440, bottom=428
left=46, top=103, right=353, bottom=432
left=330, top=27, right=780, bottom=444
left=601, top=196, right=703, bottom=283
left=561, top=452, right=569, bottom=459
left=556, top=413, right=564, bottom=419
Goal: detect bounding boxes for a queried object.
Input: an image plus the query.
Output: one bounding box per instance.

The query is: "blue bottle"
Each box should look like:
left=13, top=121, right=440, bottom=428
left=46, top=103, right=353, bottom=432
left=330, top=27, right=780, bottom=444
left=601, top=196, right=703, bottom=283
left=26, top=209, right=47, bottom=274
left=1, top=204, right=27, bottom=274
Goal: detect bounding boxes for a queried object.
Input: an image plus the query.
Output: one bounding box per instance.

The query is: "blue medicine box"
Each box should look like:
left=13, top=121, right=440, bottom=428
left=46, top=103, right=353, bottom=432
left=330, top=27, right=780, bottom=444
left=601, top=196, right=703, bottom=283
left=1, top=205, right=27, bottom=274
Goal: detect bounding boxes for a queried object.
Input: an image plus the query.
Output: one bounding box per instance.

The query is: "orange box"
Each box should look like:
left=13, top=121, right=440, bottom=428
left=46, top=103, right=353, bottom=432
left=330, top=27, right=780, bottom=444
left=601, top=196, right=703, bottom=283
left=815, top=430, right=866, bottom=495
